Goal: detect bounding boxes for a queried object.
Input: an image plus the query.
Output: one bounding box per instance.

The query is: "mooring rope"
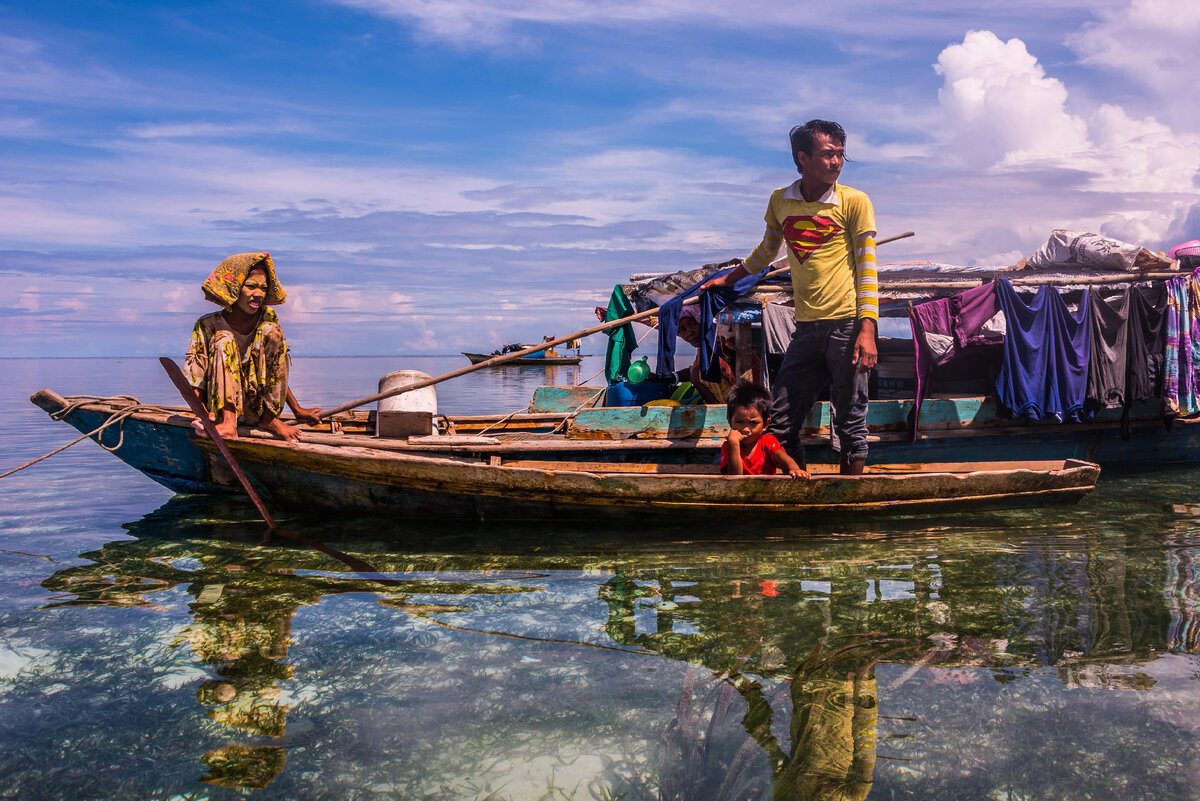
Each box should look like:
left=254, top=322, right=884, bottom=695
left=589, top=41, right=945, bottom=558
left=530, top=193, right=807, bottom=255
left=0, top=395, right=175, bottom=480
left=473, top=385, right=608, bottom=438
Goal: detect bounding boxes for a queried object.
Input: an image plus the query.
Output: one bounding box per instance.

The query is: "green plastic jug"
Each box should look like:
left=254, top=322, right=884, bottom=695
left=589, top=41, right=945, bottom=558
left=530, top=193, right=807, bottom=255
left=626, top=356, right=650, bottom=383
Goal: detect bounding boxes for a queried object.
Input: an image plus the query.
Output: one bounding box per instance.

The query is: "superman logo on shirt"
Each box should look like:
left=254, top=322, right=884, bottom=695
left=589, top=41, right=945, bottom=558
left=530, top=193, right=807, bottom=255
left=782, top=215, right=841, bottom=265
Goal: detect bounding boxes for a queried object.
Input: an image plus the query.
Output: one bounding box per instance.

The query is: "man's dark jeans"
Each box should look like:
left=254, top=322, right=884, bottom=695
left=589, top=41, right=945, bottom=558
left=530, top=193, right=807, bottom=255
left=767, top=317, right=870, bottom=467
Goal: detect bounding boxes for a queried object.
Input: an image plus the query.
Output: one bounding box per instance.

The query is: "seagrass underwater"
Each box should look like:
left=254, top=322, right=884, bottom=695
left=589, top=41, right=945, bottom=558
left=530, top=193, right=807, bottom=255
left=3, top=356, right=1200, bottom=799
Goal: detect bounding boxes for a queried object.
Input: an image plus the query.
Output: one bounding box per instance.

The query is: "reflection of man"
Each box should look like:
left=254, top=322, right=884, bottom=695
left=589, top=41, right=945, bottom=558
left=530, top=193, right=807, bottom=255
left=704, top=119, right=878, bottom=473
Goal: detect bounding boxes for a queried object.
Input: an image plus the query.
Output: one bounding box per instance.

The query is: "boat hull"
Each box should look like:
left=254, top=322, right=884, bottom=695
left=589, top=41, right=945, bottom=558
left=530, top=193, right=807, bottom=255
left=462, top=352, right=582, bottom=366
left=31, top=391, right=1098, bottom=521
left=214, top=438, right=1098, bottom=520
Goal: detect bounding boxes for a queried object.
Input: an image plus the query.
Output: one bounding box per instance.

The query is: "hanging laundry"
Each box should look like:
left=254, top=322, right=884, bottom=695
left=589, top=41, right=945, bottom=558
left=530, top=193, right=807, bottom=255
left=1085, top=288, right=1130, bottom=416
left=761, top=302, right=796, bottom=355
left=601, top=284, right=637, bottom=383
left=994, top=278, right=1092, bottom=422
left=1162, top=276, right=1197, bottom=417
left=1125, top=283, right=1167, bottom=404
left=1121, top=282, right=1168, bottom=437
left=907, top=281, right=1001, bottom=438
left=654, top=262, right=772, bottom=380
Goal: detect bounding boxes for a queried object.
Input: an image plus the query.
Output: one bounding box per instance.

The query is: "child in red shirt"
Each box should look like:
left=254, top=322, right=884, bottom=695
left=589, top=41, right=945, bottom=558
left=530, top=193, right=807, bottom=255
left=720, top=381, right=809, bottom=478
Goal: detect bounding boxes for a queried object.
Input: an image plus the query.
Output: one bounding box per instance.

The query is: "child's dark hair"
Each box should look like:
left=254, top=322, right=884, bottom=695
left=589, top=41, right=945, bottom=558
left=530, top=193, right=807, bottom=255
left=790, top=119, right=847, bottom=173
left=726, top=380, right=772, bottom=422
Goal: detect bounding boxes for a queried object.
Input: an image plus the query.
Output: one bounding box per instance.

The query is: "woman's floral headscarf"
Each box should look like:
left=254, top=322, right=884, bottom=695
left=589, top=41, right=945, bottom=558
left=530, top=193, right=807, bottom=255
left=201, top=252, right=287, bottom=309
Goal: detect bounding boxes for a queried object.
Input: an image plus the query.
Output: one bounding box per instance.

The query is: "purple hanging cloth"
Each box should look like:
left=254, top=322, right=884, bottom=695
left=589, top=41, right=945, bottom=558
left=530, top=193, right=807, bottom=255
left=907, top=281, right=999, bottom=439
left=994, top=278, right=1092, bottom=422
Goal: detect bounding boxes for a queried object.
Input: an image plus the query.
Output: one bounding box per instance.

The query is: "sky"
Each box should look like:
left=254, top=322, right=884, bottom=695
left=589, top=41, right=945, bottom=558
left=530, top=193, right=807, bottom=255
left=1, top=0, right=1198, bottom=357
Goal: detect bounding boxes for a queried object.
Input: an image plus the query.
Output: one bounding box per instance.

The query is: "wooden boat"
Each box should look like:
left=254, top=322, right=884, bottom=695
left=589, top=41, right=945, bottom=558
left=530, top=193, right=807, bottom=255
left=40, top=240, right=1200, bottom=517
left=599, top=251, right=1200, bottom=468
left=30, top=389, right=1098, bottom=520
left=462, top=351, right=582, bottom=366
left=463, top=339, right=584, bottom=366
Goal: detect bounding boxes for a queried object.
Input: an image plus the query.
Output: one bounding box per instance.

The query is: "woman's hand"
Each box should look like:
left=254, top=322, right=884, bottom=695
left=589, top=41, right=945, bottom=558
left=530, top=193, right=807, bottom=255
left=292, top=406, right=323, bottom=425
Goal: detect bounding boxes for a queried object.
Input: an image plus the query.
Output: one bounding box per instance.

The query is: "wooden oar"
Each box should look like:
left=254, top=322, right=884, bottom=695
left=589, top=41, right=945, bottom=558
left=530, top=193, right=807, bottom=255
left=160, top=357, right=280, bottom=529
left=319, top=231, right=915, bottom=418
left=160, top=356, right=421, bottom=581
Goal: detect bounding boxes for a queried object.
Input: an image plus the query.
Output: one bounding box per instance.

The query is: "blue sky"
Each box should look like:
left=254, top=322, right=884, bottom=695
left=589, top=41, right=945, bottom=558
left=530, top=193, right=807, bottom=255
left=1, top=0, right=1197, bottom=357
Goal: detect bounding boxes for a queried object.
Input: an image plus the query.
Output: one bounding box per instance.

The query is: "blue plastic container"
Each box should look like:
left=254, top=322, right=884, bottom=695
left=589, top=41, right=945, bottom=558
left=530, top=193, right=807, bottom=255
left=606, top=379, right=673, bottom=407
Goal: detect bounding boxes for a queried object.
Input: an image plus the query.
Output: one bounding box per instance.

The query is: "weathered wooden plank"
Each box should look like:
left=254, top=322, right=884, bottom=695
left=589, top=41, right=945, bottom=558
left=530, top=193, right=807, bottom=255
left=528, top=386, right=604, bottom=413
left=500, top=459, right=723, bottom=474
left=567, top=404, right=728, bottom=440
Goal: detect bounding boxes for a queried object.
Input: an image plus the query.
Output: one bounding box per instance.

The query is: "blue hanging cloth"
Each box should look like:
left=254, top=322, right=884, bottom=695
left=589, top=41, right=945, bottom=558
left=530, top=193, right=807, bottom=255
left=654, top=262, right=773, bottom=380
left=994, top=277, right=1092, bottom=422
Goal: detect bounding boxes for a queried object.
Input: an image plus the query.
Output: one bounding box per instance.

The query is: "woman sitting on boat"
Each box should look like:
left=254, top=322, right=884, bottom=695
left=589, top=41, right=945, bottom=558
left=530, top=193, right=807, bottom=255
left=183, top=252, right=321, bottom=443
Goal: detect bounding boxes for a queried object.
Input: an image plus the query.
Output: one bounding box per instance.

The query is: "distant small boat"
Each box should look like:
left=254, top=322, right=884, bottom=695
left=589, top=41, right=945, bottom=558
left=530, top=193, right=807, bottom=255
left=463, top=351, right=583, bottom=366
left=464, top=339, right=584, bottom=366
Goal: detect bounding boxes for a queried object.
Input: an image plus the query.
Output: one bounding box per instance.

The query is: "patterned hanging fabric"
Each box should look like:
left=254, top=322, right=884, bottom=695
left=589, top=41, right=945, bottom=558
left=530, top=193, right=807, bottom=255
left=1162, top=276, right=1198, bottom=417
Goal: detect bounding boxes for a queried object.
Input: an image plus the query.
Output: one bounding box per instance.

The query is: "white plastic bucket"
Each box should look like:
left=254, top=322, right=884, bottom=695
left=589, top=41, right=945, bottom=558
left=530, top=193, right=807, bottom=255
left=376, top=370, right=438, bottom=437
left=378, top=370, right=437, bottom=414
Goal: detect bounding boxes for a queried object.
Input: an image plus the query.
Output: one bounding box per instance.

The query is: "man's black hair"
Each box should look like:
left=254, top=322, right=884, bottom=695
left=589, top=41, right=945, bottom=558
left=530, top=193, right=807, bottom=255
left=725, top=380, right=773, bottom=423
left=790, top=119, right=847, bottom=173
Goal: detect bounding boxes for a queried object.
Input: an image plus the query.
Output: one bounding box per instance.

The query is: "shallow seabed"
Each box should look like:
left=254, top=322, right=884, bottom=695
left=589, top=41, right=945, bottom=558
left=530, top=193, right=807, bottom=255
left=2, top=357, right=1200, bottom=800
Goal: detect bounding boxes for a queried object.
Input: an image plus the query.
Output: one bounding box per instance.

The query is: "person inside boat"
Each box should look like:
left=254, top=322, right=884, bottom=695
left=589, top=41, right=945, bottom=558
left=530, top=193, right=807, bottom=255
left=701, top=119, right=877, bottom=474
left=182, top=252, right=322, bottom=443
left=676, top=307, right=761, bottom=404
left=721, top=381, right=808, bottom=478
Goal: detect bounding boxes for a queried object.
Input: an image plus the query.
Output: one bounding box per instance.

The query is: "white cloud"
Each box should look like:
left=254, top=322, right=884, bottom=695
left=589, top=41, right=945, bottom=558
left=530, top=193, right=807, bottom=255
left=1084, top=104, right=1200, bottom=195
left=16, top=285, right=39, bottom=312
left=0, top=197, right=132, bottom=243
left=909, top=29, right=1200, bottom=253
left=163, top=285, right=190, bottom=313
left=1068, top=0, right=1200, bottom=125
left=0, top=33, right=131, bottom=103
left=127, top=120, right=316, bottom=140
left=330, top=0, right=764, bottom=45
left=329, top=0, right=1116, bottom=49
left=935, top=31, right=1091, bottom=168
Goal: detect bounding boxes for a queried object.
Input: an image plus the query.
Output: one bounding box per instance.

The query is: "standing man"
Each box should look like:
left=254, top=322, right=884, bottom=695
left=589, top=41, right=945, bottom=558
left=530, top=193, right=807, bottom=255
left=703, top=119, right=878, bottom=474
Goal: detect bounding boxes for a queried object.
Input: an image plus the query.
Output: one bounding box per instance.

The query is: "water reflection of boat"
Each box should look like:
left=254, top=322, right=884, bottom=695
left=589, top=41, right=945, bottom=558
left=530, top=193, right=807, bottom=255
left=31, top=390, right=1098, bottom=519
left=39, top=500, right=1200, bottom=797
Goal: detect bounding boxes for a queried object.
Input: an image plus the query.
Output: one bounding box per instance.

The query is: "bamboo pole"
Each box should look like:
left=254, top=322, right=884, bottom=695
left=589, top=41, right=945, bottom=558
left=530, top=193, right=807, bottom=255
left=319, top=231, right=916, bottom=418
left=885, top=271, right=1180, bottom=292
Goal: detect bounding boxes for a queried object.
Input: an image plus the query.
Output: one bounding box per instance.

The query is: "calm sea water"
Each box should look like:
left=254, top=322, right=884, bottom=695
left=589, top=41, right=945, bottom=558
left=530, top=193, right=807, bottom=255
left=3, top=356, right=1200, bottom=800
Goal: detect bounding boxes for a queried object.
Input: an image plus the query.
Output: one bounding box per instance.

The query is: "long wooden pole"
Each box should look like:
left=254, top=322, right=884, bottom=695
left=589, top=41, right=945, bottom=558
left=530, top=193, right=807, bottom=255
left=160, top=357, right=280, bottom=529
left=319, top=231, right=916, bottom=418
left=887, top=270, right=1181, bottom=292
